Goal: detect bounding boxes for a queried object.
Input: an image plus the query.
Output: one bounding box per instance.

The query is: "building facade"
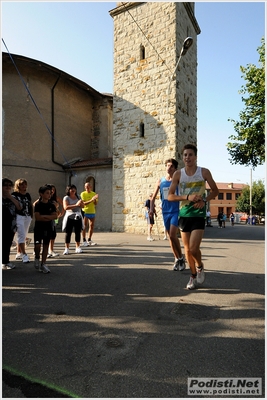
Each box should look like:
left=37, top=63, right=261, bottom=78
left=206, top=182, right=246, bottom=219
left=3, top=2, right=203, bottom=234
left=110, top=2, right=201, bottom=233
left=2, top=53, right=113, bottom=231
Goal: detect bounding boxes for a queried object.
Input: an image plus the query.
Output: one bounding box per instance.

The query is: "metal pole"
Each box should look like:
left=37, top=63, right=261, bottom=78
left=249, top=168, right=252, bottom=224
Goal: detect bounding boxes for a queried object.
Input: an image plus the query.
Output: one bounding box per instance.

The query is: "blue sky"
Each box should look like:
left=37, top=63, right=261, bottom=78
left=1, top=1, right=265, bottom=185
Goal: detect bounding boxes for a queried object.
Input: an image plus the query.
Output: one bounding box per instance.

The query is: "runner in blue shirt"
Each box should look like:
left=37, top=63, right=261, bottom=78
left=150, top=158, right=185, bottom=271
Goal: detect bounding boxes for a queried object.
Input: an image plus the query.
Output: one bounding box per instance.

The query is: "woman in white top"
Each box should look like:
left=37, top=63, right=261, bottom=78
left=62, top=184, right=84, bottom=255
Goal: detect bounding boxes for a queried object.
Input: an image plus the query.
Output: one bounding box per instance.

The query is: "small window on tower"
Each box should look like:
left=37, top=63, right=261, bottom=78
left=140, top=122, right=145, bottom=137
left=140, top=45, right=145, bottom=60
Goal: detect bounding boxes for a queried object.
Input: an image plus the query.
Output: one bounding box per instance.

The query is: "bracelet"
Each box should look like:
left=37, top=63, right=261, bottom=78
left=186, top=193, right=189, bottom=200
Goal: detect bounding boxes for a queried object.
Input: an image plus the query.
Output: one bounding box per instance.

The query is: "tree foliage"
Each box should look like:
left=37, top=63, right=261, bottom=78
left=227, top=37, right=265, bottom=168
left=236, top=180, right=265, bottom=215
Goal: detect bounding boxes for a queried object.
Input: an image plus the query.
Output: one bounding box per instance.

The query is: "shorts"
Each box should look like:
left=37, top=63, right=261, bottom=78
left=34, top=228, right=54, bottom=245
left=178, top=217, right=205, bottom=233
left=84, top=213, right=95, bottom=219
left=163, top=213, right=179, bottom=231
left=16, top=215, right=32, bottom=243
left=147, top=215, right=154, bottom=225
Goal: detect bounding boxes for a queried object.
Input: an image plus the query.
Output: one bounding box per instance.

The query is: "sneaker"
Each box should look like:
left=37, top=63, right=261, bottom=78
left=88, top=240, right=96, bottom=246
left=25, top=238, right=32, bottom=247
left=47, top=251, right=59, bottom=258
left=63, top=248, right=69, bottom=255
left=196, top=264, right=205, bottom=284
left=147, top=237, right=154, bottom=241
left=186, top=276, right=197, bottom=290
left=15, top=253, right=23, bottom=260
left=34, top=259, right=40, bottom=269
left=2, top=263, right=16, bottom=270
left=39, top=264, right=50, bottom=274
left=22, top=254, right=30, bottom=263
left=178, top=257, right=186, bottom=271
left=173, top=259, right=180, bottom=271
left=163, top=236, right=168, bottom=240
left=81, top=240, right=89, bottom=247
left=75, top=247, right=83, bottom=254
left=11, top=241, right=17, bottom=249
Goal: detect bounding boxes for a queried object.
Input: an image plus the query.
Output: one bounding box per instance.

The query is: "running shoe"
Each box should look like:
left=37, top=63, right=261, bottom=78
left=2, top=263, right=16, bottom=270
left=196, top=264, right=205, bottom=284
left=75, top=247, right=83, bottom=254
left=178, top=257, right=186, bottom=271
left=186, top=276, right=197, bottom=290
left=47, top=251, right=59, bottom=258
left=173, top=259, right=180, bottom=271
left=39, top=264, right=50, bottom=274
left=15, top=253, right=23, bottom=260
left=22, top=254, right=30, bottom=263
left=147, top=237, right=154, bottom=241
left=63, top=248, right=69, bottom=255
left=88, top=240, right=97, bottom=246
left=81, top=240, right=89, bottom=247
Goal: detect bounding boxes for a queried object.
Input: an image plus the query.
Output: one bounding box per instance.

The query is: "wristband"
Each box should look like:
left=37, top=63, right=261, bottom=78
left=186, top=193, right=189, bottom=200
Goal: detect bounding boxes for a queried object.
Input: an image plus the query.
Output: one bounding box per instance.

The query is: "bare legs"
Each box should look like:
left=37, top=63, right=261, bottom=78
left=181, top=229, right=204, bottom=274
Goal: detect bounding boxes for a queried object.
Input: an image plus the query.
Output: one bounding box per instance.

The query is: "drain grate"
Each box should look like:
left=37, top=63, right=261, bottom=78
left=106, top=338, right=123, bottom=348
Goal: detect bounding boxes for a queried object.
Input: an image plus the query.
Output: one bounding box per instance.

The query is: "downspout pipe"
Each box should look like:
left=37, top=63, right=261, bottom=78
left=52, top=74, right=74, bottom=183
left=51, top=74, right=64, bottom=168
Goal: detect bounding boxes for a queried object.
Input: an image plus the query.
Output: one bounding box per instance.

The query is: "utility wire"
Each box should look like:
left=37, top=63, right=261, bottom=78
left=2, top=38, right=73, bottom=172
left=121, top=2, right=173, bottom=75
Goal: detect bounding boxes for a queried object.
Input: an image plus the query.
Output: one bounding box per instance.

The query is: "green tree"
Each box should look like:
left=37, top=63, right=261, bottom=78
left=227, top=37, right=265, bottom=168
left=236, top=180, right=265, bottom=215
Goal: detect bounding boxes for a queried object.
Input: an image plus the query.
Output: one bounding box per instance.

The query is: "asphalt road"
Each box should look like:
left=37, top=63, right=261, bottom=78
left=2, top=222, right=265, bottom=398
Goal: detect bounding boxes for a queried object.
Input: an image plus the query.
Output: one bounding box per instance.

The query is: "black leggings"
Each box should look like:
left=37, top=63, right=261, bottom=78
left=2, top=229, right=14, bottom=264
left=65, top=217, right=82, bottom=244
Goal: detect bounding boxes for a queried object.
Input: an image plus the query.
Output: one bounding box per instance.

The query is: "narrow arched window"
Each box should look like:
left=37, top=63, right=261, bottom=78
left=139, top=122, right=145, bottom=137
left=140, top=122, right=145, bottom=137
left=85, top=176, right=95, bottom=191
left=140, top=45, right=145, bottom=60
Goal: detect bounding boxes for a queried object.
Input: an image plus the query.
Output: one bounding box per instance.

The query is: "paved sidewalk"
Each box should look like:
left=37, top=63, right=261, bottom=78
left=2, top=223, right=265, bottom=398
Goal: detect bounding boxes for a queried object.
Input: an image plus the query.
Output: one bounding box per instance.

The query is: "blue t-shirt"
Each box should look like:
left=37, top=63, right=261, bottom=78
left=159, top=177, right=179, bottom=215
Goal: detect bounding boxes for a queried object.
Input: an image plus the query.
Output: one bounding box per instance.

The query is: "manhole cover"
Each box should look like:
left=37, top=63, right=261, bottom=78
left=171, top=300, right=220, bottom=320
left=106, top=338, right=123, bottom=348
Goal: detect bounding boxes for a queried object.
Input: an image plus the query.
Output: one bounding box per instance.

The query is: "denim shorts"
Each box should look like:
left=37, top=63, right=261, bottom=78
left=84, top=213, right=95, bottom=219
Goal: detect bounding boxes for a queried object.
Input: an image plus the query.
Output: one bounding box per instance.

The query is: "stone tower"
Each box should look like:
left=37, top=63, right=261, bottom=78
left=109, top=2, right=201, bottom=233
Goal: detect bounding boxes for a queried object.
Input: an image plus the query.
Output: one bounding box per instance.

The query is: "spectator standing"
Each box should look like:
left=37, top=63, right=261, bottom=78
left=45, top=184, right=64, bottom=257
left=2, top=178, right=22, bottom=269
left=168, top=144, right=219, bottom=290
left=80, top=183, right=98, bottom=246
left=206, top=209, right=211, bottom=227
left=222, top=212, right=227, bottom=228
left=217, top=211, right=223, bottom=228
left=230, top=212, right=235, bottom=226
left=33, top=186, right=58, bottom=273
left=145, top=194, right=156, bottom=241
left=12, top=179, right=33, bottom=263
left=150, top=159, right=185, bottom=271
left=62, top=185, right=84, bottom=255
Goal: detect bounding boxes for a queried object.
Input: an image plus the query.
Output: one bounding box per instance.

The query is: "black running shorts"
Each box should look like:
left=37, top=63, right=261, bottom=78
left=178, top=217, right=205, bottom=233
